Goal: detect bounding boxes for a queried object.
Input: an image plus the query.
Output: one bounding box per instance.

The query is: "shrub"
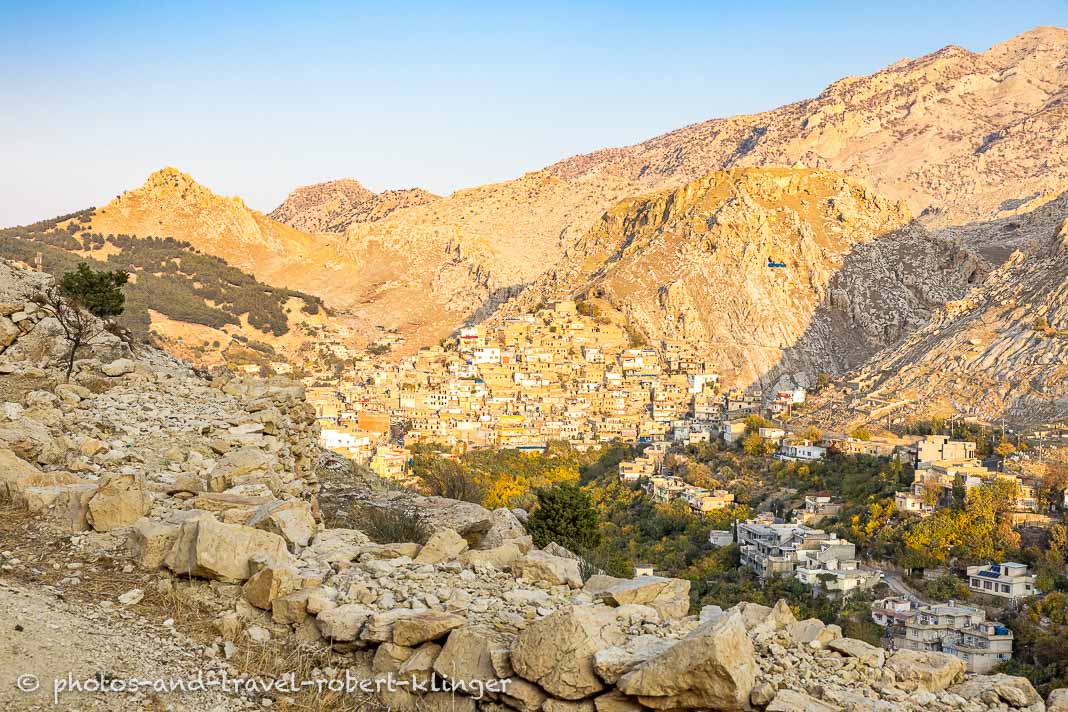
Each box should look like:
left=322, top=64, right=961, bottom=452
left=355, top=505, right=429, bottom=545
left=528, top=482, right=601, bottom=552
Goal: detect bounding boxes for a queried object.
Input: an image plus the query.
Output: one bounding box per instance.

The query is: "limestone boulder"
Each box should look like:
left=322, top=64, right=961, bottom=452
left=0, top=447, right=45, bottom=499
left=1048, top=688, right=1068, bottom=712
left=397, top=642, right=442, bottom=685
left=372, top=642, right=415, bottom=674
left=886, top=649, right=966, bottom=692
left=593, top=637, right=674, bottom=685
left=786, top=618, right=826, bottom=644
left=479, top=507, right=528, bottom=549
left=101, top=358, right=136, bottom=377
left=0, top=317, right=18, bottom=349
left=272, top=589, right=313, bottom=625
left=499, top=678, right=549, bottom=712
left=767, top=689, right=842, bottom=711
left=208, top=447, right=276, bottom=492
left=393, top=611, right=467, bottom=647
left=731, top=599, right=795, bottom=637
left=616, top=612, right=756, bottom=711
left=242, top=563, right=301, bottom=609
left=163, top=513, right=293, bottom=582
left=361, top=610, right=422, bottom=643
left=584, top=575, right=691, bottom=619
left=947, top=674, right=1042, bottom=708
left=302, top=528, right=372, bottom=566
left=316, top=603, right=374, bottom=642
left=128, top=518, right=180, bottom=569
left=357, top=542, right=422, bottom=560
left=433, top=627, right=506, bottom=688
left=827, top=637, right=885, bottom=668
left=86, top=473, right=153, bottom=532
left=246, top=498, right=317, bottom=550
left=511, top=605, right=626, bottom=700
left=460, top=542, right=523, bottom=569
left=593, top=690, right=644, bottom=712
left=413, top=528, right=468, bottom=564
left=513, top=551, right=582, bottom=588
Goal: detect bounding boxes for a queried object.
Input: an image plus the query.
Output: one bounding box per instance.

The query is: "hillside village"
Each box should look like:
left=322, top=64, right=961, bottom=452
left=306, top=299, right=806, bottom=475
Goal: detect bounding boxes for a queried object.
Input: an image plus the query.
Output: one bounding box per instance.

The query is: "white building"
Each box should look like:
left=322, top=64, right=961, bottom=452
left=966, top=562, right=1037, bottom=600
left=735, top=514, right=875, bottom=592
left=778, top=441, right=827, bottom=461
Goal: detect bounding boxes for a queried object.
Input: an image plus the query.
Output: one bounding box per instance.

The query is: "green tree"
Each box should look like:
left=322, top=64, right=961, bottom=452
left=527, top=482, right=601, bottom=552
left=34, top=264, right=128, bottom=381
left=59, top=263, right=128, bottom=317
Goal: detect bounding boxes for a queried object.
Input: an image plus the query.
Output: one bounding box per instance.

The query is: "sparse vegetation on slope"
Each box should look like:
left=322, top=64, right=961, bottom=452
left=0, top=212, right=325, bottom=342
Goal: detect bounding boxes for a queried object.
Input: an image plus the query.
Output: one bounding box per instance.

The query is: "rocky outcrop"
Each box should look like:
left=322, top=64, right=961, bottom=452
left=886, top=649, right=967, bottom=692
left=512, top=606, right=627, bottom=700
left=584, top=575, right=691, bottom=620
left=616, top=612, right=756, bottom=710
left=811, top=189, right=1068, bottom=427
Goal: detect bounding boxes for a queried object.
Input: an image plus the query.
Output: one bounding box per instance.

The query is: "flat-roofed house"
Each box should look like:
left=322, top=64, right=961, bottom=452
left=966, top=562, right=1037, bottom=600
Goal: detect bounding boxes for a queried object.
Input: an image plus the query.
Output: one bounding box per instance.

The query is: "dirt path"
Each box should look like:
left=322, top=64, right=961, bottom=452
left=0, top=579, right=244, bottom=711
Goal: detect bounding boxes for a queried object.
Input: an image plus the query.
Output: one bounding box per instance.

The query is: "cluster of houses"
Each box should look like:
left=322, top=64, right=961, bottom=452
left=616, top=444, right=736, bottom=514
left=733, top=513, right=879, bottom=593
left=309, top=300, right=801, bottom=469
left=868, top=561, right=1038, bottom=671
left=894, top=435, right=1040, bottom=518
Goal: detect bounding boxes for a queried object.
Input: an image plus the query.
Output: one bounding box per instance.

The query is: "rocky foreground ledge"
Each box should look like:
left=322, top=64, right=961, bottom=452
left=0, top=258, right=1065, bottom=712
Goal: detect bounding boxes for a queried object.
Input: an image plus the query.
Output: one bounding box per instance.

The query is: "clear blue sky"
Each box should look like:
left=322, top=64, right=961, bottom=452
left=1, top=1, right=1065, bottom=226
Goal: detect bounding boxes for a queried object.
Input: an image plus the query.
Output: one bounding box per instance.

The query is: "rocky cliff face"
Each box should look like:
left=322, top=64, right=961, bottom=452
left=811, top=191, right=1068, bottom=428
left=505, top=168, right=982, bottom=390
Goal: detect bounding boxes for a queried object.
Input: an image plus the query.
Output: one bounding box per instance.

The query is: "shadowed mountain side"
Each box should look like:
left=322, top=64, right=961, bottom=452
left=806, top=190, right=1068, bottom=429
left=935, top=183, right=1068, bottom=266
left=767, top=227, right=985, bottom=391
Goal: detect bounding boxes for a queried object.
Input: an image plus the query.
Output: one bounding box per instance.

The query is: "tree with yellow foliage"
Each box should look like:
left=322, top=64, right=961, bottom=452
left=482, top=474, right=527, bottom=509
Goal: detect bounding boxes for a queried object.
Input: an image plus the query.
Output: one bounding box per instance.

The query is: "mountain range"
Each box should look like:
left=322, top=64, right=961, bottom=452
left=4, top=25, right=1067, bottom=426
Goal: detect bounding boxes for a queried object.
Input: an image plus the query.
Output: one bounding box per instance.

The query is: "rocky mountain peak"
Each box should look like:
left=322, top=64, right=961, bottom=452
left=131, top=166, right=245, bottom=209
left=268, top=178, right=376, bottom=233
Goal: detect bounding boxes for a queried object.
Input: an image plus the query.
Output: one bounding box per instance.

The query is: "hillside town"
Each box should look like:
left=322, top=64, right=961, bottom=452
left=307, top=299, right=808, bottom=472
